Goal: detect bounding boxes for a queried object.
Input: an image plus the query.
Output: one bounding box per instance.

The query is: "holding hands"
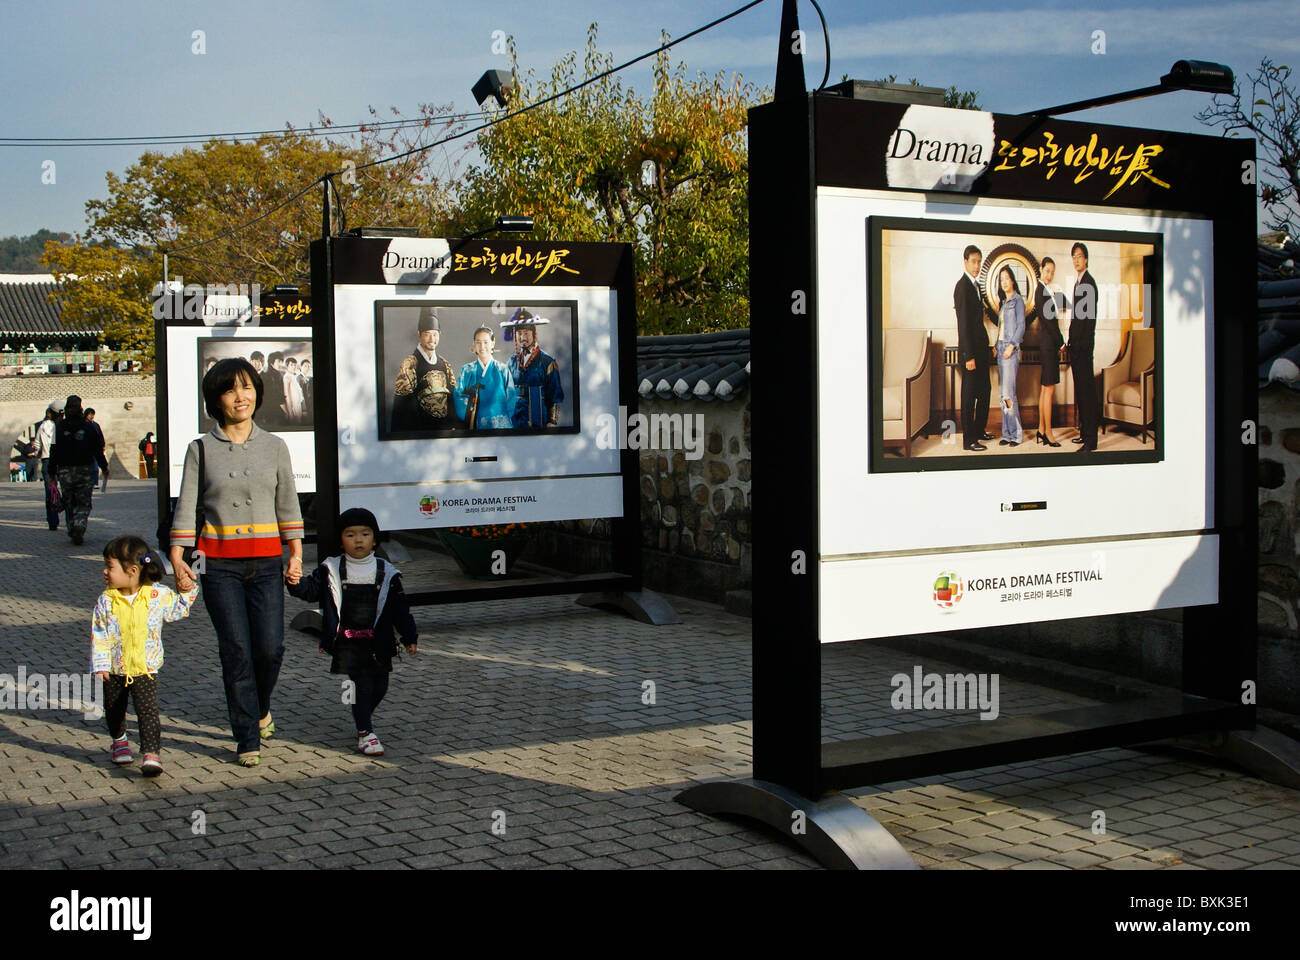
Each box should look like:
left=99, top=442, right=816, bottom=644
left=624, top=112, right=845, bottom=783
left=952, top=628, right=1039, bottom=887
left=284, top=555, right=303, bottom=585
left=169, top=546, right=196, bottom=592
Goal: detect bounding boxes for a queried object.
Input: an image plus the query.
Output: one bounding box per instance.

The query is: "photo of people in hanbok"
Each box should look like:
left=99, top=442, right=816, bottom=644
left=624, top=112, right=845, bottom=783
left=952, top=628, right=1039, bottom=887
left=374, top=301, right=578, bottom=440
left=871, top=220, right=1160, bottom=471
left=196, top=338, right=314, bottom=433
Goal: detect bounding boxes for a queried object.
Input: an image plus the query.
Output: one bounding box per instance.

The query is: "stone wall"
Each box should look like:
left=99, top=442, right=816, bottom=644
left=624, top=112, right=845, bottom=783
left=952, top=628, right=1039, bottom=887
left=529, top=396, right=752, bottom=605
left=1259, top=387, right=1300, bottom=640
left=1, top=373, right=157, bottom=478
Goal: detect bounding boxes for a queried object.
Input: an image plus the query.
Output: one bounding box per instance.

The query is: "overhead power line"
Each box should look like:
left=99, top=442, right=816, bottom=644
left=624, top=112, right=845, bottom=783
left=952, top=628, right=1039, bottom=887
left=162, top=0, right=771, bottom=259
left=0, top=111, right=482, bottom=149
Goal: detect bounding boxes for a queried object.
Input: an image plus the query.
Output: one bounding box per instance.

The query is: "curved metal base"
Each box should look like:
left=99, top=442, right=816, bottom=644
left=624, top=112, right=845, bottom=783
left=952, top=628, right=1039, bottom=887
left=676, top=778, right=918, bottom=870
left=1149, top=725, right=1300, bottom=790
left=290, top=609, right=324, bottom=637
left=576, top=589, right=681, bottom=625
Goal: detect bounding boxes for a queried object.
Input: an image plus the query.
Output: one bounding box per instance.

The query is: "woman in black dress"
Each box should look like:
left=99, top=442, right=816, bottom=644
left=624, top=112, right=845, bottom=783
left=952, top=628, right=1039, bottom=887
left=1035, top=257, right=1066, bottom=446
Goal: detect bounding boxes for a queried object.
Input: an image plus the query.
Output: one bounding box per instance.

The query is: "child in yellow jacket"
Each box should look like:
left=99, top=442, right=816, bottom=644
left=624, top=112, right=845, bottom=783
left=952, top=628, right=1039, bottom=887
left=92, top=536, right=198, bottom=776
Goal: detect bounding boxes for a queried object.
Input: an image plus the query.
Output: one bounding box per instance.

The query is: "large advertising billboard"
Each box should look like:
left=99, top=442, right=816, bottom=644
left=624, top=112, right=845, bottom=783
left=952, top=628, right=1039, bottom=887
left=327, top=237, right=626, bottom=534
left=813, top=131, right=1217, bottom=640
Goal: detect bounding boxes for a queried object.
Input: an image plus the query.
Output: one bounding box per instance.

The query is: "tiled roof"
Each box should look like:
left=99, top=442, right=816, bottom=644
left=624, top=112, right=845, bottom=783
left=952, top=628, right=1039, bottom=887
left=1258, top=238, right=1300, bottom=391
left=636, top=328, right=750, bottom=401
left=0, top=274, right=100, bottom=339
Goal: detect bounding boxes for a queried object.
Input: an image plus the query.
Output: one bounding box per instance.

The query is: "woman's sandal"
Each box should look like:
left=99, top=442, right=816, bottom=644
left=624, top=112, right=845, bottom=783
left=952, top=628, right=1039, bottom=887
left=259, top=717, right=275, bottom=740
left=237, top=752, right=261, bottom=767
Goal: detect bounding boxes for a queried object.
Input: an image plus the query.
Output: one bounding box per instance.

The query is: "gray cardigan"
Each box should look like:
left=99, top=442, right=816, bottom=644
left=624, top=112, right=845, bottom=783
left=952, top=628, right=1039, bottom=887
left=170, top=423, right=303, bottom=558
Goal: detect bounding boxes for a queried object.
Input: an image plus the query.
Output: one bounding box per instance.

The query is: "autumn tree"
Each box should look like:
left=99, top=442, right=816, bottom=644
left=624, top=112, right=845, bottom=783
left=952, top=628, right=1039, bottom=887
left=1197, top=57, right=1300, bottom=233
left=43, top=106, right=466, bottom=362
left=457, top=26, right=757, bottom=335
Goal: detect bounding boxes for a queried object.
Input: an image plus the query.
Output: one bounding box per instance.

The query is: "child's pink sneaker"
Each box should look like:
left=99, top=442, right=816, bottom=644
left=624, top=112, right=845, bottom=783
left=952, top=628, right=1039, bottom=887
left=111, top=738, right=133, bottom=765
left=357, top=733, right=384, bottom=756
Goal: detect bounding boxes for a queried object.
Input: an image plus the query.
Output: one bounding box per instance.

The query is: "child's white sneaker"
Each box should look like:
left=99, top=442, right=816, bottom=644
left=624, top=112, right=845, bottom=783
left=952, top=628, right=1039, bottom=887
left=357, top=733, right=384, bottom=756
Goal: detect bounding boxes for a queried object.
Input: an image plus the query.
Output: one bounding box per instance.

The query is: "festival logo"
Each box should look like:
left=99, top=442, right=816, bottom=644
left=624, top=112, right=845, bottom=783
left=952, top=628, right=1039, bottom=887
left=933, top=571, right=964, bottom=611
left=418, top=495, right=440, bottom=517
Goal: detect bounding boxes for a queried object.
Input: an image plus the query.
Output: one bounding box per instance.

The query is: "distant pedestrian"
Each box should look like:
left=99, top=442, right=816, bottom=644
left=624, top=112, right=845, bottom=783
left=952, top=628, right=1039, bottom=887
left=287, top=508, right=417, bottom=757
left=92, top=536, right=199, bottom=777
left=49, top=396, right=109, bottom=545
left=85, top=408, right=107, bottom=492
left=35, top=400, right=63, bottom=528
left=138, top=432, right=157, bottom=478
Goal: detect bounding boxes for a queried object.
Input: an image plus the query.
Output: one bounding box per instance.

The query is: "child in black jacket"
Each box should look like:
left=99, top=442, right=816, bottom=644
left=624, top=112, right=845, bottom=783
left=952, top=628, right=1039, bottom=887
left=286, top=508, right=417, bottom=756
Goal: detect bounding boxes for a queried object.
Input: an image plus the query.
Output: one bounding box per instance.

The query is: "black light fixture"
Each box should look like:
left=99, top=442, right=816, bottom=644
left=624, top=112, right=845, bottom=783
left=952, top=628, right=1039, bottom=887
left=491, top=215, right=534, bottom=234
left=1022, top=59, right=1234, bottom=117
left=472, top=70, right=514, bottom=108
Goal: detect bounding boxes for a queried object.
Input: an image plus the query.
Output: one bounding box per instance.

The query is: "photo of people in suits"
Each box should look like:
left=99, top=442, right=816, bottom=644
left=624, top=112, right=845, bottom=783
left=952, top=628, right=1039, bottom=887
left=871, top=220, right=1161, bottom=471
left=196, top=338, right=314, bottom=433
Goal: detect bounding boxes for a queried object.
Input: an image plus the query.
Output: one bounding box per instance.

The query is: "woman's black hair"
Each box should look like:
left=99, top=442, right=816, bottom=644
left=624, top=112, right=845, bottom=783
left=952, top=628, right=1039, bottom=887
left=996, top=264, right=1020, bottom=305
left=64, top=395, right=84, bottom=420
left=103, top=535, right=165, bottom=585
left=202, top=358, right=263, bottom=425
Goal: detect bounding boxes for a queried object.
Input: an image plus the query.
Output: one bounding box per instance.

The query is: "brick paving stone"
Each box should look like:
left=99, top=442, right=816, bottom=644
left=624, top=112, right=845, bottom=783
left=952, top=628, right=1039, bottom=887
left=3, top=483, right=1300, bottom=873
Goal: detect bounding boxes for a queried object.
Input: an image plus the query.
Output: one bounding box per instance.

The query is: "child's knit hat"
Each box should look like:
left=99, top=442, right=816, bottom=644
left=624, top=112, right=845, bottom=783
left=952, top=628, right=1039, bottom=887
left=338, top=508, right=381, bottom=544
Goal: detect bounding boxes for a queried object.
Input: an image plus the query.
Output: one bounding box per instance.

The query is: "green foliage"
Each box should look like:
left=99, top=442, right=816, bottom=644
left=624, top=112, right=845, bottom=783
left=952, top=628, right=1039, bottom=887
left=42, top=108, right=466, bottom=363
left=457, top=26, right=757, bottom=335
left=0, top=230, right=72, bottom=272
left=878, top=75, right=981, bottom=110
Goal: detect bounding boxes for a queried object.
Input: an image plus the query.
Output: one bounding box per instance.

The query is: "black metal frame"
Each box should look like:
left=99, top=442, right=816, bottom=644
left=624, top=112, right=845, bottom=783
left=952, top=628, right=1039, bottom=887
left=746, top=91, right=1257, bottom=805
left=308, top=236, right=642, bottom=606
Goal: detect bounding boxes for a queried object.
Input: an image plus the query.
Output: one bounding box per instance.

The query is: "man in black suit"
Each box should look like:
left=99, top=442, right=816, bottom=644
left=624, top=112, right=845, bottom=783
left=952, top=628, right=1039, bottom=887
left=954, top=244, right=992, bottom=451
left=1067, top=242, right=1100, bottom=451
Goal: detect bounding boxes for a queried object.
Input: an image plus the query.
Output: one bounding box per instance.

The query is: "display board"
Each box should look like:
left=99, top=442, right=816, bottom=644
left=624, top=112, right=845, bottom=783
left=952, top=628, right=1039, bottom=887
left=817, top=193, right=1213, bottom=639
left=158, top=293, right=316, bottom=498
left=746, top=92, right=1254, bottom=799
left=318, top=237, right=633, bottom=538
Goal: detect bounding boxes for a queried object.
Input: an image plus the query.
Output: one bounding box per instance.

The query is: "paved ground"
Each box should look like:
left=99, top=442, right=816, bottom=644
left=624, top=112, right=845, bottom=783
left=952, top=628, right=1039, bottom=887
left=1, top=479, right=1298, bottom=869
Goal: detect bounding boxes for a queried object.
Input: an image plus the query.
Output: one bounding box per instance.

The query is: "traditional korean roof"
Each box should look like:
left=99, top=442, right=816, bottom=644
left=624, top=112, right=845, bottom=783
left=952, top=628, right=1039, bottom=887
left=0, top=274, right=100, bottom=340
left=1258, top=236, right=1300, bottom=391
left=635, top=328, right=750, bottom=402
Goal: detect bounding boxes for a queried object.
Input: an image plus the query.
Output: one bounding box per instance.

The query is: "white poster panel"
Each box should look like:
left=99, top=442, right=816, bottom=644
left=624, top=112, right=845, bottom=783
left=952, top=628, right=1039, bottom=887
left=331, top=284, right=622, bottom=530
left=821, top=534, right=1218, bottom=642
left=165, top=325, right=317, bottom=496
left=815, top=187, right=1216, bottom=639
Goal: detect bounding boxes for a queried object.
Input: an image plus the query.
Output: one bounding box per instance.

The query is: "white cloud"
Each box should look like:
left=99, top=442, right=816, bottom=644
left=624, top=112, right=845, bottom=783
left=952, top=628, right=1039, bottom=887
left=829, top=1, right=1300, bottom=58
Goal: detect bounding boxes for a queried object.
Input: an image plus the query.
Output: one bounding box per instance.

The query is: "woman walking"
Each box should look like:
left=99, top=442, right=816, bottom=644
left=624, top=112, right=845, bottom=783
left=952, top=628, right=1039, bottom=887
left=169, top=359, right=303, bottom=766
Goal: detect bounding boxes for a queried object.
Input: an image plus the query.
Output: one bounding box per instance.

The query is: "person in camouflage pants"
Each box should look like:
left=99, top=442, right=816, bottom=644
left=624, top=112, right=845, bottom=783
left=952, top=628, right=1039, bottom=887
left=57, top=465, right=96, bottom=540
left=48, top=396, right=108, bottom=546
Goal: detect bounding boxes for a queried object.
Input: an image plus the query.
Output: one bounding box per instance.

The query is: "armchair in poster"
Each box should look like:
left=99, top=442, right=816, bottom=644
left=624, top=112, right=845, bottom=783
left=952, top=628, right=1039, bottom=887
left=327, top=236, right=627, bottom=536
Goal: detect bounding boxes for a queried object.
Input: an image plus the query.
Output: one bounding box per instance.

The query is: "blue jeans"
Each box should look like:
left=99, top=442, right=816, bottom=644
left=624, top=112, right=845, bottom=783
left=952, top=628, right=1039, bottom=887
left=996, top=341, right=1023, bottom=443
left=201, top=556, right=285, bottom=754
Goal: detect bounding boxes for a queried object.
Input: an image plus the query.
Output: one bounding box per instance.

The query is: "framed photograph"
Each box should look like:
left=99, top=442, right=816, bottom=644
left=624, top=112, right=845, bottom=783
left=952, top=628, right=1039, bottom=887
left=867, top=217, right=1163, bottom=473
left=373, top=300, right=580, bottom=441
left=197, top=336, right=314, bottom=434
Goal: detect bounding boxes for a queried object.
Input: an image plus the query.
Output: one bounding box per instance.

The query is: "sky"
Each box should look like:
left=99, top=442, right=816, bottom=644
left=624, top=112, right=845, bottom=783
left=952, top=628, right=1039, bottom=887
left=1, top=0, right=1297, bottom=242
